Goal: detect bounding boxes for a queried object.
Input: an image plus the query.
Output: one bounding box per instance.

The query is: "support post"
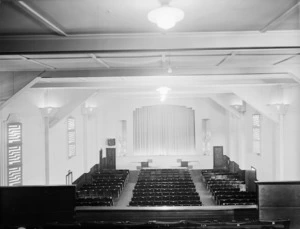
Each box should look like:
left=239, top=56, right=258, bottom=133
left=40, top=107, right=58, bottom=185
left=44, top=116, right=50, bottom=185
left=230, top=102, right=246, bottom=168
left=81, top=105, right=96, bottom=173
left=278, top=114, right=285, bottom=180
left=82, top=113, right=88, bottom=172
left=270, top=103, right=289, bottom=180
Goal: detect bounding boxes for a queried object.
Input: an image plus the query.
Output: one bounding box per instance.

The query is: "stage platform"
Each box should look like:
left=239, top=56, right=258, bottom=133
left=76, top=205, right=258, bottom=222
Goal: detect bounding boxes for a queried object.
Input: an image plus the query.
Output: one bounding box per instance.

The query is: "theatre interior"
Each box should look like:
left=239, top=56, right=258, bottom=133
left=0, top=0, right=300, bottom=228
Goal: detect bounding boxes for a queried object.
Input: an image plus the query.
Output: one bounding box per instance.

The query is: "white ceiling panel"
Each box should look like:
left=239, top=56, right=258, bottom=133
left=278, top=55, right=300, bottom=65
left=102, top=57, right=161, bottom=68
left=1, top=0, right=297, bottom=35
left=222, top=55, right=292, bottom=66
left=0, top=55, right=23, bottom=60
left=36, top=58, right=105, bottom=69
left=0, top=60, right=44, bottom=71
left=236, top=49, right=300, bottom=55
left=171, top=55, right=225, bottom=67
left=272, top=7, right=300, bottom=30
left=24, top=54, right=91, bottom=59
left=0, top=3, right=54, bottom=35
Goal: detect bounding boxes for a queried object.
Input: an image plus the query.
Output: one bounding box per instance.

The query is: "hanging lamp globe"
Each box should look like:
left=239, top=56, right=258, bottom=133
left=148, top=5, right=184, bottom=30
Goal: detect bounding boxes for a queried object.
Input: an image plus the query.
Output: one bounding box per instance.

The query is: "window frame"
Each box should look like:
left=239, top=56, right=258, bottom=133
left=67, top=116, right=76, bottom=159
left=252, top=114, right=261, bottom=155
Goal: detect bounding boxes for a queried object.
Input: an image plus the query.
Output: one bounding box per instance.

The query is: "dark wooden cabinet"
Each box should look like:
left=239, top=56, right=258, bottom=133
left=213, top=146, right=225, bottom=169
left=106, top=148, right=116, bottom=169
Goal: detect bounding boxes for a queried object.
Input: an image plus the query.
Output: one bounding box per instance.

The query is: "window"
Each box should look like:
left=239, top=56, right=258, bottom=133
left=7, top=122, right=23, bottom=186
left=67, top=116, right=76, bottom=158
left=252, top=114, right=261, bottom=155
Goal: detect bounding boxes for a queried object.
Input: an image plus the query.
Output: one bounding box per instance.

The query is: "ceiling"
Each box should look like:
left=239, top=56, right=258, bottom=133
left=0, top=0, right=299, bottom=116
left=0, top=0, right=299, bottom=35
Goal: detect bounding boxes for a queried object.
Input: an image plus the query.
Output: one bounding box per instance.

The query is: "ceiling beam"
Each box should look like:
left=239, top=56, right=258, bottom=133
left=36, top=67, right=295, bottom=78
left=49, top=90, right=98, bottom=128
left=273, top=54, right=299, bottom=65
left=31, top=81, right=296, bottom=89
left=216, top=52, right=236, bottom=66
left=90, top=54, right=110, bottom=68
left=287, top=67, right=300, bottom=84
left=232, top=87, right=279, bottom=123
left=19, top=55, right=56, bottom=69
left=14, top=0, right=67, bottom=36
left=0, top=76, right=41, bottom=111
left=260, top=1, right=300, bottom=32
left=1, top=31, right=300, bottom=54
left=209, top=95, right=241, bottom=118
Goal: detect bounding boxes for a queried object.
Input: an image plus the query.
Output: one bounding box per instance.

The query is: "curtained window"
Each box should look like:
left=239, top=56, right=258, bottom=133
left=133, top=105, right=195, bottom=155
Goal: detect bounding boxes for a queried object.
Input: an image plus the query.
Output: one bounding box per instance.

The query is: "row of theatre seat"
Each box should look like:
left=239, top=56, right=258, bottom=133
left=76, top=196, right=113, bottom=206
left=202, top=169, right=257, bottom=205
left=76, top=169, right=129, bottom=206
left=31, top=220, right=290, bottom=229
left=129, top=169, right=202, bottom=207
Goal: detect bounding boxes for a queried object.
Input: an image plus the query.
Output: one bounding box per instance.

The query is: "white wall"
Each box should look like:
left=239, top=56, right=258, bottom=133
left=242, top=105, right=277, bottom=181
left=234, top=85, right=300, bottom=181
left=93, top=96, right=228, bottom=169
left=0, top=89, right=100, bottom=186
left=282, top=85, right=300, bottom=180
left=2, top=86, right=298, bottom=186
left=49, top=106, right=85, bottom=184
left=0, top=90, right=45, bottom=185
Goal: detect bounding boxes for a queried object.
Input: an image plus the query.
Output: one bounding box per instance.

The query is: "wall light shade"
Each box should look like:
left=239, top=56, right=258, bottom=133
left=148, top=5, right=184, bottom=30
left=156, top=86, right=171, bottom=102
left=39, top=106, right=58, bottom=117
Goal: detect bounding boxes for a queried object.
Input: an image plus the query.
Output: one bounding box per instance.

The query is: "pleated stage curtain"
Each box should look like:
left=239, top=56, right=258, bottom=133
left=133, top=105, right=195, bottom=155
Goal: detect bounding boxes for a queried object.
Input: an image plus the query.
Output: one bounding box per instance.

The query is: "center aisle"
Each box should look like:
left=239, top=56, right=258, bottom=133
left=116, top=169, right=216, bottom=207
left=189, top=170, right=216, bottom=206
left=115, top=170, right=139, bottom=207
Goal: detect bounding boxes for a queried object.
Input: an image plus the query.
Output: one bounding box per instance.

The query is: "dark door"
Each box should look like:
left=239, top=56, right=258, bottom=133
left=106, top=148, right=116, bottom=169
left=213, top=146, right=224, bottom=169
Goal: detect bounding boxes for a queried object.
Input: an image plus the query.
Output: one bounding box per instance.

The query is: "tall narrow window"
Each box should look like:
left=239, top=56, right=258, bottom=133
left=252, top=114, right=261, bottom=155
left=7, top=122, right=22, bottom=186
left=117, top=120, right=127, bottom=157
left=67, top=117, right=76, bottom=158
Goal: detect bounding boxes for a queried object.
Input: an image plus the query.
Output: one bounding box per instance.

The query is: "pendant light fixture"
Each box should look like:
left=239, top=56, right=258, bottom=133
left=148, top=2, right=184, bottom=30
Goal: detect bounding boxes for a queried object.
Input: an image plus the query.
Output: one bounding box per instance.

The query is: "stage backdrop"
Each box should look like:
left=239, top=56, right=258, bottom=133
left=133, top=105, right=195, bottom=156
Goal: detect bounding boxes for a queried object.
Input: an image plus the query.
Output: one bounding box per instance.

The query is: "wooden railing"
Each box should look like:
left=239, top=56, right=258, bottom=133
left=66, top=170, right=73, bottom=185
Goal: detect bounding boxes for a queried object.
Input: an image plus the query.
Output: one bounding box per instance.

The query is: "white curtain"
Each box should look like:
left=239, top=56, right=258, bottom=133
left=133, top=105, right=195, bottom=155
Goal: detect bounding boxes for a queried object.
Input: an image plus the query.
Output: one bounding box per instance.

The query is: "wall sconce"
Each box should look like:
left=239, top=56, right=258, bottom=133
left=156, top=86, right=171, bottom=102
left=39, top=106, right=59, bottom=117
left=230, top=102, right=246, bottom=114
left=81, top=105, right=97, bottom=116
left=269, top=103, right=289, bottom=115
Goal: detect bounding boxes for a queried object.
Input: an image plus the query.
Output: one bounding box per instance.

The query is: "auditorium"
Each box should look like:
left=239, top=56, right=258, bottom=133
left=0, top=0, right=300, bottom=228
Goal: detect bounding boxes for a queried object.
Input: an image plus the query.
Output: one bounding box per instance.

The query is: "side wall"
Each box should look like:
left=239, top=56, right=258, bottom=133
left=282, top=86, right=300, bottom=180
